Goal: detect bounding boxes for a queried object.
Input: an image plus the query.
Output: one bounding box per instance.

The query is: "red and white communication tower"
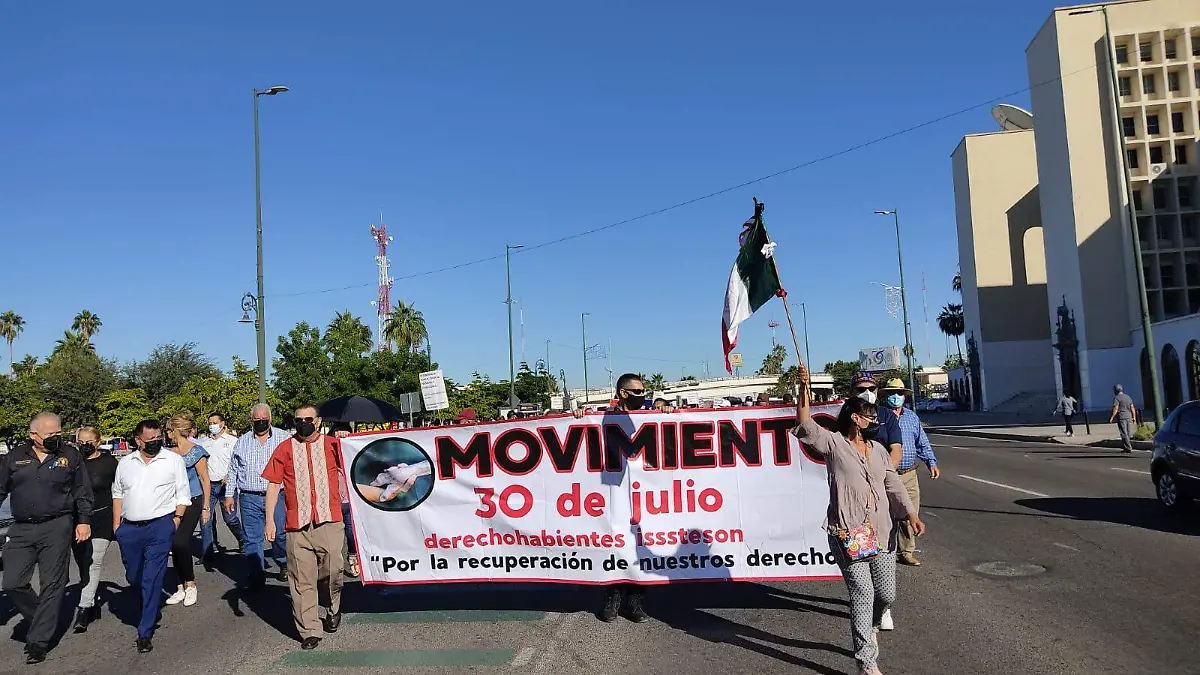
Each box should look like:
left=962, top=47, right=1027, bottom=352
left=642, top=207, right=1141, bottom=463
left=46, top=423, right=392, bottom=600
left=369, top=222, right=394, bottom=351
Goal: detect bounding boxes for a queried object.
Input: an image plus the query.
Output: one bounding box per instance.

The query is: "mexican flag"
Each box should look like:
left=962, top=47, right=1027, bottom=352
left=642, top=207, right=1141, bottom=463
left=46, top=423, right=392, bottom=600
left=722, top=209, right=783, bottom=373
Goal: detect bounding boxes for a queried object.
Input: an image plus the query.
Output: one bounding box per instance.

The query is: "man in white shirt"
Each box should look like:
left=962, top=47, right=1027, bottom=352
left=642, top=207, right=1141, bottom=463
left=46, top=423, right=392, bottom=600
left=199, top=413, right=244, bottom=567
left=111, top=419, right=191, bottom=655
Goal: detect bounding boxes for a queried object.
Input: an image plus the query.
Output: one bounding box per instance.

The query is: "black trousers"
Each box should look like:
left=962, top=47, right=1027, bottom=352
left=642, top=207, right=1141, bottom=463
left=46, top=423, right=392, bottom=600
left=171, top=497, right=203, bottom=585
left=1063, top=413, right=1074, bottom=434
left=607, top=583, right=645, bottom=600
left=1, top=516, right=72, bottom=649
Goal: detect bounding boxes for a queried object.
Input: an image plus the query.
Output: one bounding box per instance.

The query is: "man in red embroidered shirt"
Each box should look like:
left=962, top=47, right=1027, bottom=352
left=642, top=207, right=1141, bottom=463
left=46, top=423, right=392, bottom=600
left=263, top=404, right=346, bottom=650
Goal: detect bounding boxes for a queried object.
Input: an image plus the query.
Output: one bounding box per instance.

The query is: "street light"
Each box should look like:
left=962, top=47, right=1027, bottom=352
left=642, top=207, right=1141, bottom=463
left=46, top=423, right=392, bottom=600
left=239, top=293, right=264, bottom=398
left=505, top=244, right=523, bottom=408
left=875, top=209, right=917, bottom=403
left=252, top=84, right=289, bottom=404
left=581, top=312, right=590, bottom=406
left=1067, top=5, right=1163, bottom=427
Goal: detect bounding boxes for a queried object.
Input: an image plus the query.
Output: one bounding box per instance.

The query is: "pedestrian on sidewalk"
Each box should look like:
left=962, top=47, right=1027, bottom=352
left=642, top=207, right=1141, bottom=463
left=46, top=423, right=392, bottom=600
left=111, top=419, right=192, bottom=654
left=1055, top=393, right=1078, bottom=437
left=227, top=404, right=290, bottom=590
left=1109, top=385, right=1139, bottom=453
left=200, top=413, right=244, bottom=569
left=263, top=404, right=346, bottom=651
left=164, top=414, right=210, bottom=607
left=0, top=412, right=93, bottom=664
left=72, top=426, right=119, bottom=634
left=793, top=366, right=924, bottom=675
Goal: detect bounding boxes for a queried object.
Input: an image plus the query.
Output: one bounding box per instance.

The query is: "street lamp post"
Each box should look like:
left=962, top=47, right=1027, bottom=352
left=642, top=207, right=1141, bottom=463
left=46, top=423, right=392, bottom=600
left=252, top=85, right=289, bottom=405
left=875, top=209, right=917, bottom=402
left=1068, top=5, right=1163, bottom=427
left=581, top=312, right=590, bottom=407
left=505, top=244, right=523, bottom=408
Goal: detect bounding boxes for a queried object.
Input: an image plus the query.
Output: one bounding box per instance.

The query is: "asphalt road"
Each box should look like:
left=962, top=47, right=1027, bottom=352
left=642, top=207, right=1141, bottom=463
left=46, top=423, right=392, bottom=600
left=1, top=436, right=1197, bottom=674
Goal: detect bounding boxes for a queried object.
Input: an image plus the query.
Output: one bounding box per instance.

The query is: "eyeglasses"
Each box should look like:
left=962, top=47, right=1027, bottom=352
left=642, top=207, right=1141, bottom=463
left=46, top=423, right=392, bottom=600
left=856, top=413, right=878, bottom=422
left=622, top=388, right=646, bottom=396
left=854, top=386, right=878, bottom=393
left=295, top=416, right=316, bottom=423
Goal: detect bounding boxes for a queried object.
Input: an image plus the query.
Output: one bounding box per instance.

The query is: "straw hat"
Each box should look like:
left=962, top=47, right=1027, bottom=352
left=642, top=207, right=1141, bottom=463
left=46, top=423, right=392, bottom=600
left=880, top=378, right=912, bottom=395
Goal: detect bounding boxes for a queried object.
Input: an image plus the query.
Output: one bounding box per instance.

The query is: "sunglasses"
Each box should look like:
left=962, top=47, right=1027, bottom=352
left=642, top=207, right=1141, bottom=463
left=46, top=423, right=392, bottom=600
left=622, top=388, right=646, bottom=396
left=854, top=386, right=878, bottom=392
left=295, top=416, right=316, bottom=423
left=856, top=413, right=878, bottom=422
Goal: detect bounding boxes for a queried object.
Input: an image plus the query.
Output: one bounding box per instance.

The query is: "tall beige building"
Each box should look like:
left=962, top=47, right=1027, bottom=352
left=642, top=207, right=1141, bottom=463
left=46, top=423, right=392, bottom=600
left=953, top=0, right=1200, bottom=412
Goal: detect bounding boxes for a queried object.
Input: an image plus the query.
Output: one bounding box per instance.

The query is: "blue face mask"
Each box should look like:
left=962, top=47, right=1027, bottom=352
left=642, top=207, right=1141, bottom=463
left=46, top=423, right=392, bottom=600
left=887, top=394, right=905, bottom=408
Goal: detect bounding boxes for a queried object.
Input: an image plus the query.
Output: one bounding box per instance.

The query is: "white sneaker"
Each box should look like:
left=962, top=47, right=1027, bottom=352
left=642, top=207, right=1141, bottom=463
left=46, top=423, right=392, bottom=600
left=879, top=609, right=894, bottom=631
left=165, top=589, right=186, bottom=605
left=183, top=586, right=198, bottom=606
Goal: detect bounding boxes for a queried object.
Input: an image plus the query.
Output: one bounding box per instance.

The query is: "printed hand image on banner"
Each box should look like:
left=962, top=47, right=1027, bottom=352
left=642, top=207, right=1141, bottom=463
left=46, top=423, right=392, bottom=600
left=350, top=437, right=435, bottom=511
left=341, top=404, right=844, bottom=586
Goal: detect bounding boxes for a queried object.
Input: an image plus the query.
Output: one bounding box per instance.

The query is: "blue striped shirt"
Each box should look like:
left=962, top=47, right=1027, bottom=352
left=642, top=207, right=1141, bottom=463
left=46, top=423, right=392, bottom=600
left=230, top=427, right=289, bottom=494
left=895, top=408, right=937, bottom=471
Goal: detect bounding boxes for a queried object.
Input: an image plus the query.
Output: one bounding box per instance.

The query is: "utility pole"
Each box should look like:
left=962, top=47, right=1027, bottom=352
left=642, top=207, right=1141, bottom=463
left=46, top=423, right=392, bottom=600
left=545, top=338, right=552, bottom=408
left=505, top=244, right=523, bottom=408
left=252, top=85, right=289, bottom=404
left=581, top=312, right=590, bottom=408
left=875, top=209, right=917, bottom=402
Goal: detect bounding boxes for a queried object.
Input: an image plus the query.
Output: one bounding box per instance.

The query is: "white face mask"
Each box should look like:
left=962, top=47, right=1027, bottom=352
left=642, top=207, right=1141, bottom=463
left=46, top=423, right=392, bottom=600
left=208, top=424, right=223, bottom=436
left=857, top=390, right=878, bottom=404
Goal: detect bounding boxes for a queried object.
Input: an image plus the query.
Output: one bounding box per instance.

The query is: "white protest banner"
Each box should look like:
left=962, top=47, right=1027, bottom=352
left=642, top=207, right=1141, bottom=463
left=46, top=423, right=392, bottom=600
left=419, top=370, right=450, bottom=411
left=341, top=403, right=843, bottom=585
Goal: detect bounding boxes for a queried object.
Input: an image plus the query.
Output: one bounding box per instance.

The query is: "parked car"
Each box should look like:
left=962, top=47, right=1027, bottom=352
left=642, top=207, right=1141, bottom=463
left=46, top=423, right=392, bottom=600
left=1150, top=402, right=1200, bottom=509
left=918, top=398, right=958, bottom=413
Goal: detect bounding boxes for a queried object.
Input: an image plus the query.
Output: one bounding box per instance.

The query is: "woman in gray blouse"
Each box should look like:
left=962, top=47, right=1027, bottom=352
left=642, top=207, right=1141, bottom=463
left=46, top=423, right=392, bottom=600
left=794, top=364, right=925, bottom=675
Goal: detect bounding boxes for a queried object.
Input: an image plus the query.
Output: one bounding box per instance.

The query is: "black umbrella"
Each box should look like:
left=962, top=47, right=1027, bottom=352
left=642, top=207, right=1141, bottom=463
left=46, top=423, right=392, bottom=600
left=317, top=395, right=403, bottom=423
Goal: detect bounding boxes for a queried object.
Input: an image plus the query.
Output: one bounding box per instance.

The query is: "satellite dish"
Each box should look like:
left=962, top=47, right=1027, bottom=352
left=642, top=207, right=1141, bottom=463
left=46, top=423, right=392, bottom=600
left=991, top=104, right=1034, bottom=131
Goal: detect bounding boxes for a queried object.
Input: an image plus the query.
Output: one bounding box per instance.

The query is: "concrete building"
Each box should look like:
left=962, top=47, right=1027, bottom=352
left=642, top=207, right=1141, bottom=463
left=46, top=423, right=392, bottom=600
left=953, top=0, right=1200, bottom=413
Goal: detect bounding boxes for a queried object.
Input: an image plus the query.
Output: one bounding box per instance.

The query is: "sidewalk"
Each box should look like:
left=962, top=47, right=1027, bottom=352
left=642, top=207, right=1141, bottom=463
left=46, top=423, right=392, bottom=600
left=925, top=420, right=1154, bottom=451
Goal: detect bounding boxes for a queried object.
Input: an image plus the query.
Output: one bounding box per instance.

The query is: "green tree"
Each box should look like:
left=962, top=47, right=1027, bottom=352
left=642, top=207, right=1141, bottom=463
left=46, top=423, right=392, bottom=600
left=952, top=271, right=962, bottom=293
left=448, top=373, right=507, bottom=422
left=823, top=360, right=861, bottom=399
left=124, top=342, right=220, bottom=411
left=273, top=322, right=333, bottom=414
left=0, top=311, right=25, bottom=376
left=159, top=357, right=282, bottom=432
left=937, top=303, right=965, bottom=368
left=324, top=312, right=375, bottom=398
left=72, top=310, right=103, bottom=343
left=0, top=367, right=47, bottom=437
left=382, top=300, right=428, bottom=354
left=40, top=349, right=120, bottom=427
left=944, top=354, right=965, bottom=371
left=52, top=330, right=95, bottom=358
left=97, top=388, right=155, bottom=438
left=645, top=373, right=666, bottom=395
left=13, top=355, right=37, bottom=376
left=758, top=344, right=788, bottom=376
left=513, top=361, right=556, bottom=410
left=769, top=365, right=800, bottom=399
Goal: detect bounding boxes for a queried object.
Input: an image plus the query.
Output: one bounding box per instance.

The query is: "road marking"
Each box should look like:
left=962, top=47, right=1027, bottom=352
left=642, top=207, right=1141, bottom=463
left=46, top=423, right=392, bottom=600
left=511, top=647, right=536, bottom=667
left=1053, top=542, right=1080, bottom=552
left=958, top=474, right=1050, bottom=497
left=279, top=649, right=516, bottom=668
left=1111, top=467, right=1151, bottom=475
left=349, top=609, right=547, bottom=624
left=923, top=510, right=940, bottom=518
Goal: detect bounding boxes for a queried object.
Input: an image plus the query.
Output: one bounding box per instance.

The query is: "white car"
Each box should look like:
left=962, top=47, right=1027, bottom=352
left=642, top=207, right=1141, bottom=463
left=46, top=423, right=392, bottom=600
left=922, top=398, right=957, bottom=412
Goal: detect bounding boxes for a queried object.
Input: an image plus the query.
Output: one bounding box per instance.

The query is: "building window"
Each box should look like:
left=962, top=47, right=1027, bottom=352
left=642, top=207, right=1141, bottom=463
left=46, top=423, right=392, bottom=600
left=1163, top=263, right=1178, bottom=287
left=1134, top=191, right=1144, bottom=211
left=1194, top=37, right=1200, bottom=57
left=1178, top=144, right=1190, bottom=165
left=1150, top=146, right=1165, bottom=164
left=1116, top=43, right=1129, bottom=64
left=1124, top=117, right=1137, bottom=137
left=1143, top=74, right=1156, bottom=94
left=1184, top=217, right=1197, bottom=240
left=1166, top=39, right=1177, bottom=59
left=1141, top=42, right=1152, bottom=61
left=1196, top=69, right=1200, bottom=89
left=1169, top=72, right=1181, bottom=92
left=1174, top=111, right=1186, bottom=133
left=1155, top=187, right=1168, bottom=209
left=1148, top=115, right=1161, bottom=135
left=1128, top=149, right=1140, bottom=168
left=1119, top=77, right=1131, bottom=96
left=1183, top=185, right=1195, bottom=209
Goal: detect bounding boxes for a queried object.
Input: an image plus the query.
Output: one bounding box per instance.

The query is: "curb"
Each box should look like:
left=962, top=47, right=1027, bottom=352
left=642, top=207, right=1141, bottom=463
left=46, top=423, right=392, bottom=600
left=927, top=427, right=1154, bottom=451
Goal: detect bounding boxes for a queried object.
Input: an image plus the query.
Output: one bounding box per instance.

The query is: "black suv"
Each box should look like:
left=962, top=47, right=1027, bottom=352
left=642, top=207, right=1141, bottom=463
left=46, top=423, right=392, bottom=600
left=1151, top=401, right=1200, bottom=509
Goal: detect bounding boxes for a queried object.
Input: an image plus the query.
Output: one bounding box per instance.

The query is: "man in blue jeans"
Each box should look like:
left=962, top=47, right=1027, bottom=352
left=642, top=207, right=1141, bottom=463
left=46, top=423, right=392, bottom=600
left=226, top=404, right=289, bottom=591
left=200, top=413, right=244, bottom=569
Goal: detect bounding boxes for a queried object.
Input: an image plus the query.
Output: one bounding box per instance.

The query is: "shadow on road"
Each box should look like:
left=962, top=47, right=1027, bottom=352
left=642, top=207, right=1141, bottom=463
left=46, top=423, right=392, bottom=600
left=1015, top=497, right=1200, bottom=536
left=1050, top=455, right=1147, bottom=461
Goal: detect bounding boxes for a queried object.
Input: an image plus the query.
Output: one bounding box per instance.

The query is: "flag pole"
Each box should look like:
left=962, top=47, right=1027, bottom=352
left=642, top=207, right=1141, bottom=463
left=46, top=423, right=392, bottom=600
left=754, top=198, right=805, bottom=369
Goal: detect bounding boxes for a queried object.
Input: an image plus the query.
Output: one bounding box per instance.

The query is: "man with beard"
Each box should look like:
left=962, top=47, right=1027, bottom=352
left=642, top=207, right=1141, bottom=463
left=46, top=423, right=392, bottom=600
left=111, top=419, right=190, bottom=654
left=263, top=404, right=346, bottom=650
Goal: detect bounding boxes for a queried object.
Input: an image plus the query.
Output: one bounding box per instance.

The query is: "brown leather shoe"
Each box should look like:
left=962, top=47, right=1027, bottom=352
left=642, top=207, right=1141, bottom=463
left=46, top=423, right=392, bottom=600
left=898, top=552, right=921, bottom=566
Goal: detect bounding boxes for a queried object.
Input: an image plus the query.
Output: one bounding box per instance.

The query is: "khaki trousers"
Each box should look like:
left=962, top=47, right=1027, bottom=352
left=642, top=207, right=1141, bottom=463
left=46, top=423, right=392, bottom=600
left=285, top=521, right=346, bottom=640
left=897, top=470, right=921, bottom=554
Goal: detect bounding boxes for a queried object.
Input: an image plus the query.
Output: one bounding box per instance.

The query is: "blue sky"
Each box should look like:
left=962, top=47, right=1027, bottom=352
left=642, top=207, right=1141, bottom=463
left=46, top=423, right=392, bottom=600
left=0, top=1, right=1059, bottom=387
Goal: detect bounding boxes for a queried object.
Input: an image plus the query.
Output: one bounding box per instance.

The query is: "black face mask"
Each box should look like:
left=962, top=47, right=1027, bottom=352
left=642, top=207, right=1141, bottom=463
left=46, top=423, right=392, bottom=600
left=164, top=434, right=178, bottom=448
left=42, top=436, right=63, bottom=453
left=861, top=421, right=880, bottom=441
left=295, top=420, right=317, bottom=438
left=142, top=439, right=164, bottom=456
left=252, top=419, right=271, bottom=435
left=623, top=395, right=646, bottom=411
left=79, top=442, right=97, bottom=455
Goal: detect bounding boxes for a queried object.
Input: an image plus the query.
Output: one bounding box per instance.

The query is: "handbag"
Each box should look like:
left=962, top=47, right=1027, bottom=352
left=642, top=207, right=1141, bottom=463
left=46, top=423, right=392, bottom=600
left=831, top=440, right=882, bottom=561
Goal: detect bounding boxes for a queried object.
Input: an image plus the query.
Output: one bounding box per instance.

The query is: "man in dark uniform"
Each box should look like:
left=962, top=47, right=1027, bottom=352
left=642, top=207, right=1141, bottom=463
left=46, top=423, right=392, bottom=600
left=0, top=412, right=94, bottom=664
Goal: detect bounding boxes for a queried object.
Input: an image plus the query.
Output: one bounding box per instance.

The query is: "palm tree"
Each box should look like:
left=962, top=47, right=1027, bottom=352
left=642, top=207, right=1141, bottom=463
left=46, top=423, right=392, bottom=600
left=14, top=355, right=37, bottom=376
left=0, top=311, right=25, bottom=376
left=72, top=310, right=102, bottom=343
left=382, top=300, right=428, bottom=354
left=952, top=270, right=962, bottom=293
left=325, top=311, right=373, bottom=355
left=646, top=373, right=666, bottom=394
left=937, top=303, right=965, bottom=366
left=52, top=330, right=95, bottom=357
